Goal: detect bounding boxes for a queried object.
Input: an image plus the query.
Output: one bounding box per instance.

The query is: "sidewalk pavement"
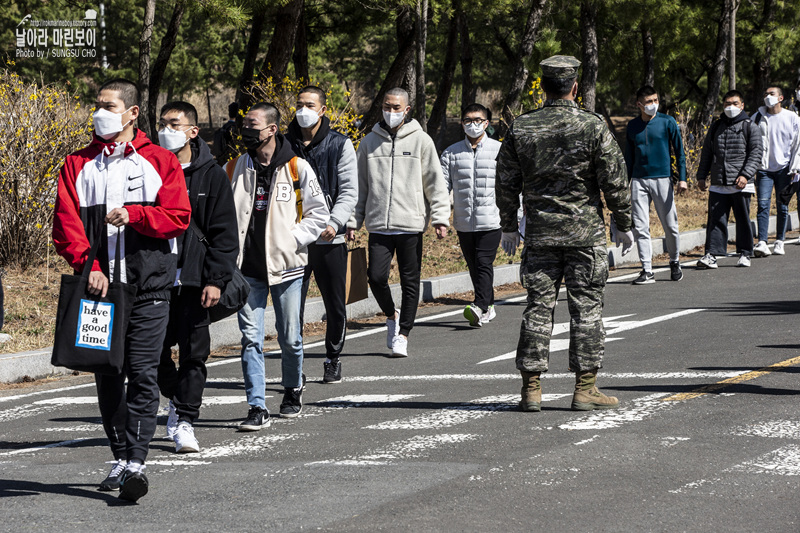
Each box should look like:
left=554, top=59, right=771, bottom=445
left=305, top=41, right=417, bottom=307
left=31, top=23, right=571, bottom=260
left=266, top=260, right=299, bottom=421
left=1, top=212, right=796, bottom=383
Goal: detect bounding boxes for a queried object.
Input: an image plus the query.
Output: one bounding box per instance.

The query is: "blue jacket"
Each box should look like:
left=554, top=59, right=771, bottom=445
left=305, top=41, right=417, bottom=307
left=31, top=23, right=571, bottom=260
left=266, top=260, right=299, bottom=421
left=625, top=112, right=686, bottom=182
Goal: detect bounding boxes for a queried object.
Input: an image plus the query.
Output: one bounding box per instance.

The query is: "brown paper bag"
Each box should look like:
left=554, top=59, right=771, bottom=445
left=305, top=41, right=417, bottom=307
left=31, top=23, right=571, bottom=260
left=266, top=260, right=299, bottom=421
left=345, top=246, right=368, bottom=304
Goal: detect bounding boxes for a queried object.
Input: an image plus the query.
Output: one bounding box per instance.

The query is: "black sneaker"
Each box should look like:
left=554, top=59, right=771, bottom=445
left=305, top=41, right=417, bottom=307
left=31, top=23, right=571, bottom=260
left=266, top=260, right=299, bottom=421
left=323, top=360, right=342, bottom=384
left=118, top=467, right=148, bottom=502
left=279, top=387, right=303, bottom=418
left=632, top=270, right=655, bottom=285
left=669, top=261, right=683, bottom=281
left=238, top=406, right=270, bottom=431
left=99, top=459, right=127, bottom=491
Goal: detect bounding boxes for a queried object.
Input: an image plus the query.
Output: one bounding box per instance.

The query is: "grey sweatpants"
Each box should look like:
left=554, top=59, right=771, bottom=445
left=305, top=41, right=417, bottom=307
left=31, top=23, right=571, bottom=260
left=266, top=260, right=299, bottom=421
left=631, top=177, right=680, bottom=271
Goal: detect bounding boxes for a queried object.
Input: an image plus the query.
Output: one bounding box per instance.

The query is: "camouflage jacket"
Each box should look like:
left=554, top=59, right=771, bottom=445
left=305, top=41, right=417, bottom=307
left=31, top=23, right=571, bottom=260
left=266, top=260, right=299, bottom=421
left=496, top=99, right=632, bottom=247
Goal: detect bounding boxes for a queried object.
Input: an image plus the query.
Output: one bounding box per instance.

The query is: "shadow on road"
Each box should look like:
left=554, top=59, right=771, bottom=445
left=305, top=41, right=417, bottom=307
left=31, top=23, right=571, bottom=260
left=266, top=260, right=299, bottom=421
left=607, top=383, right=800, bottom=396
left=0, top=437, right=105, bottom=453
left=688, top=364, right=800, bottom=374
left=701, top=301, right=800, bottom=316
left=0, top=478, right=133, bottom=505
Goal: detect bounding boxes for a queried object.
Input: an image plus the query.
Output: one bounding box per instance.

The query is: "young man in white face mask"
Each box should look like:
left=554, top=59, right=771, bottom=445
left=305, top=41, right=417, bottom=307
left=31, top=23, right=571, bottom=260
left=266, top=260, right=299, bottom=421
left=695, top=90, right=763, bottom=269
left=52, top=79, right=191, bottom=502
left=750, top=86, right=800, bottom=257
left=155, top=101, right=238, bottom=454
left=354, top=87, right=450, bottom=357
left=286, top=86, right=357, bottom=384
left=440, top=103, right=502, bottom=327
left=227, top=102, right=329, bottom=428
left=624, top=85, right=687, bottom=285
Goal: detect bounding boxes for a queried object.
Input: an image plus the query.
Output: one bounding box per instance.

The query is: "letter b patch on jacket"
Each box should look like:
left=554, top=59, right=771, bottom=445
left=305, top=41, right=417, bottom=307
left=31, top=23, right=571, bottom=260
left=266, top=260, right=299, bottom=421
left=275, top=183, right=293, bottom=202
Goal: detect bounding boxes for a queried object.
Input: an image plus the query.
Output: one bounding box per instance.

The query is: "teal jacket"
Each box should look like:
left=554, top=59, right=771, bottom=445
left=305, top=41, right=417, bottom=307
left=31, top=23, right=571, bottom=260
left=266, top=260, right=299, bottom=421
left=625, top=112, right=686, bottom=182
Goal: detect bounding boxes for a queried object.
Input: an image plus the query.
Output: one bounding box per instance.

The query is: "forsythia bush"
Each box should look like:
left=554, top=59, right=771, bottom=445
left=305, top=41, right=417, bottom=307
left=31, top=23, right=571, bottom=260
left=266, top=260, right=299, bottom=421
left=241, top=74, right=364, bottom=151
left=518, top=77, right=546, bottom=115
left=0, top=63, right=91, bottom=269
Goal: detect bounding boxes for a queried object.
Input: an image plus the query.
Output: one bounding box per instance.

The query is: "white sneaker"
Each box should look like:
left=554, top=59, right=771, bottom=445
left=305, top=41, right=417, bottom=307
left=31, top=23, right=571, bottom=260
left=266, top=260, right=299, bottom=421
left=463, top=304, right=483, bottom=328
left=390, top=335, right=408, bottom=357
left=174, top=421, right=200, bottom=453
left=773, top=240, right=785, bottom=255
left=386, top=309, right=400, bottom=349
left=753, top=240, right=771, bottom=257
left=696, top=253, right=718, bottom=269
left=166, top=400, right=178, bottom=439
left=737, top=253, right=751, bottom=267
left=482, top=305, right=497, bottom=323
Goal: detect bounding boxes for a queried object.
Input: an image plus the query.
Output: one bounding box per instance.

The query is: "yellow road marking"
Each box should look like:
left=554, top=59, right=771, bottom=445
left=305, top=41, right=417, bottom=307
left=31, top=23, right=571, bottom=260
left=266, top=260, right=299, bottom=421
left=662, top=355, right=800, bottom=402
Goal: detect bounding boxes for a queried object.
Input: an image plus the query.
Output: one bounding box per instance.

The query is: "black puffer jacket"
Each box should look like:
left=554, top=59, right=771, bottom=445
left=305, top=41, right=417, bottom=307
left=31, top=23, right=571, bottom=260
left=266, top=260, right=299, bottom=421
left=177, top=137, right=238, bottom=289
left=697, top=111, right=763, bottom=186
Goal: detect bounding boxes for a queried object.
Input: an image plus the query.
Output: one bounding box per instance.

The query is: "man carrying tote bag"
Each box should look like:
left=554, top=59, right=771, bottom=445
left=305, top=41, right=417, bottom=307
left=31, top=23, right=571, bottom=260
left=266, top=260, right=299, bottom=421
left=52, top=79, right=190, bottom=503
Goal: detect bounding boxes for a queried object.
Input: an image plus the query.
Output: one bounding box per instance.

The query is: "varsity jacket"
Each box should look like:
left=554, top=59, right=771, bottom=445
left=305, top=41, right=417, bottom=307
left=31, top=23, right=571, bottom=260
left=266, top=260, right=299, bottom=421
left=355, top=119, right=450, bottom=232
left=227, top=134, right=329, bottom=286
left=176, top=137, right=238, bottom=290
left=440, top=135, right=502, bottom=233
left=53, top=129, right=191, bottom=301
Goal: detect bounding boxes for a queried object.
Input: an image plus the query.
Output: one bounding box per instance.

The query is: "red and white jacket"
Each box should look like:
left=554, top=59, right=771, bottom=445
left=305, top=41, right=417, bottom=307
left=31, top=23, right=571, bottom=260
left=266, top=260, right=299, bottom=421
left=53, top=129, right=191, bottom=301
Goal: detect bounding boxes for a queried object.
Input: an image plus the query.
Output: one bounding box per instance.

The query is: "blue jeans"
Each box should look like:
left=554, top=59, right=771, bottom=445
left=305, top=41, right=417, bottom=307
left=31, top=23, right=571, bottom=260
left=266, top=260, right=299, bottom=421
left=238, top=276, right=304, bottom=409
left=756, top=167, right=791, bottom=242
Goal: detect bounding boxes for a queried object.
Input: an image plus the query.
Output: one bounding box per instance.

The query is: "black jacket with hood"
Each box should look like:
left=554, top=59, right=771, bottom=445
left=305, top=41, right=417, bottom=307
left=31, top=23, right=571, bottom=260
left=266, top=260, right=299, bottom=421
left=177, top=136, right=238, bottom=290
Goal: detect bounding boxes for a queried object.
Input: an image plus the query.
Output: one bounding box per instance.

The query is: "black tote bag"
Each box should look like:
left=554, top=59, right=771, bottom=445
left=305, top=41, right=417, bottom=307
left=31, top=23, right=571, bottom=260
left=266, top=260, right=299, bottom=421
left=51, top=229, right=137, bottom=375
left=187, top=219, right=250, bottom=323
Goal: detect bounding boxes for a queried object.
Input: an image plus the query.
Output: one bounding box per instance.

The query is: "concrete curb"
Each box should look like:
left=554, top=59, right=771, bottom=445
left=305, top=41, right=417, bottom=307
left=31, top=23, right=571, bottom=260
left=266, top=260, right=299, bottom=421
left=2, top=212, right=797, bottom=383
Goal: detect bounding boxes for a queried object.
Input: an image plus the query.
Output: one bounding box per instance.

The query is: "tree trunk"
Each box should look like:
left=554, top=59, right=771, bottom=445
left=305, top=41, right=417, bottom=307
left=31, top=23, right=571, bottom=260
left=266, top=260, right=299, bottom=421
left=147, top=0, right=187, bottom=139
left=293, top=5, right=309, bottom=83
left=236, top=10, right=267, bottom=110
left=427, top=9, right=459, bottom=139
left=501, top=0, right=548, bottom=126
left=458, top=2, right=475, bottom=109
left=260, top=0, right=304, bottom=84
left=728, top=0, right=738, bottom=90
left=641, top=23, right=655, bottom=87
left=752, top=0, right=775, bottom=107
left=415, top=0, right=429, bottom=132
left=206, top=86, right=213, bottom=128
left=361, top=7, right=417, bottom=132
left=138, top=0, right=156, bottom=137
left=699, top=0, right=733, bottom=128
left=580, top=0, right=599, bottom=112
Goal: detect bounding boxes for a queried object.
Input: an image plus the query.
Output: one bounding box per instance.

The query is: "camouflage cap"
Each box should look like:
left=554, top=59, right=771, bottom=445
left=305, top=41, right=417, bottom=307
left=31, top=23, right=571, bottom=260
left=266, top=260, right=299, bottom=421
left=540, top=55, right=581, bottom=79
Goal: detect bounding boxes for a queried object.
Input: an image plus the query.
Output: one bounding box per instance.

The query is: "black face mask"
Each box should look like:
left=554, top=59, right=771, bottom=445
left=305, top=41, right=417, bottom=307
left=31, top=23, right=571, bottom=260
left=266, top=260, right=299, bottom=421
left=241, top=127, right=266, bottom=150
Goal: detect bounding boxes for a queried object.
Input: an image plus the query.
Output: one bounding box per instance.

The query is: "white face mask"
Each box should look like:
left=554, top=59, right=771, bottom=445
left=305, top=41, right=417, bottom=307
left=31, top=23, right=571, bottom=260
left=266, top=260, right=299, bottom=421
left=463, top=122, right=486, bottom=139
left=764, top=94, right=780, bottom=108
left=93, top=107, right=132, bottom=140
left=295, top=107, right=321, bottom=129
left=643, top=102, right=658, bottom=116
left=158, top=127, right=189, bottom=153
left=383, top=110, right=406, bottom=129
left=724, top=106, right=742, bottom=119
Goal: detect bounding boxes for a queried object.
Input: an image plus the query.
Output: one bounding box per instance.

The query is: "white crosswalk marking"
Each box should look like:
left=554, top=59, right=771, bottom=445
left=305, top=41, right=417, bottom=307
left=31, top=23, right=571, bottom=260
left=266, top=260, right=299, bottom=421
left=477, top=309, right=705, bottom=365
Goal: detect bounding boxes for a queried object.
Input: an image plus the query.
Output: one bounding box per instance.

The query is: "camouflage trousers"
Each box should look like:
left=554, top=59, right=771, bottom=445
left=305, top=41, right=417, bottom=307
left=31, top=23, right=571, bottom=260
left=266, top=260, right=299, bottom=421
left=516, top=245, right=608, bottom=373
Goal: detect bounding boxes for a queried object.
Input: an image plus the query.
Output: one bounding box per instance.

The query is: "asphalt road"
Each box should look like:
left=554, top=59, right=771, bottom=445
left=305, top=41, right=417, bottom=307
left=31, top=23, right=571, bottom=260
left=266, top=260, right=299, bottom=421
left=2, top=244, right=800, bottom=532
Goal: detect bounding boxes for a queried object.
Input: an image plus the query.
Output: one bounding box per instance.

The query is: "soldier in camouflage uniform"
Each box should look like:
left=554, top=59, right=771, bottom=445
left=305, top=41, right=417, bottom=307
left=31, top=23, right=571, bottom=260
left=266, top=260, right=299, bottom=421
left=496, top=55, right=635, bottom=413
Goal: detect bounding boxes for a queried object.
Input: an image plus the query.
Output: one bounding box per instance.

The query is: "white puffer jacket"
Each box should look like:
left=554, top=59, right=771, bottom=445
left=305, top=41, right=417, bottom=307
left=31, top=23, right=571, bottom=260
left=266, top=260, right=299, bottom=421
left=440, top=136, right=502, bottom=233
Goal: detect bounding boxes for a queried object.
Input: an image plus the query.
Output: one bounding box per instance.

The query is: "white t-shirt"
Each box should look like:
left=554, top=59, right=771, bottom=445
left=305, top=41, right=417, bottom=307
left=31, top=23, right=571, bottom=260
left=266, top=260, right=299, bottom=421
left=709, top=183, right=755, bottom=195
left=764, top=109, right=800, bottom=171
